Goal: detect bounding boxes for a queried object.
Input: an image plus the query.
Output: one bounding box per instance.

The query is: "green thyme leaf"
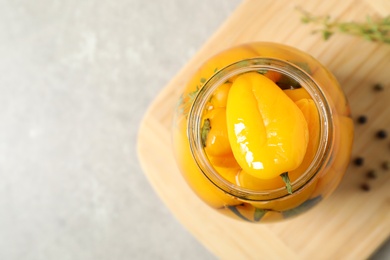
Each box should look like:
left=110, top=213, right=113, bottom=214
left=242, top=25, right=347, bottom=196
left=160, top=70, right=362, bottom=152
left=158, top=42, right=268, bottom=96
left=323, top=30, right=333, bottom=40
left=201, top=118, right=211, bottom=148
left=188, top=86, right=200, bottom=102
left=176, top=86, right=201, bottom=118
left=254, top=208, right=267, bottom=222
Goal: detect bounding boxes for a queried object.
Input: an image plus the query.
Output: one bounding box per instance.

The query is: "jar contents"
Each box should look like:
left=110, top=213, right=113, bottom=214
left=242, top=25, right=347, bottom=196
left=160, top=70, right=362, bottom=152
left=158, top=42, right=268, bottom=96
left=172, top=42, right=354, bottom=223
left=202, top=72, right=317, bottom=194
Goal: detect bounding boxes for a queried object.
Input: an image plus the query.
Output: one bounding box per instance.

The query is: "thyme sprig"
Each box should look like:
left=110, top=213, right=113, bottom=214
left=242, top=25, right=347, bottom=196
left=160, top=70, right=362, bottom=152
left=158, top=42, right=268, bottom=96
left=297, top=8, right=390, bottom=44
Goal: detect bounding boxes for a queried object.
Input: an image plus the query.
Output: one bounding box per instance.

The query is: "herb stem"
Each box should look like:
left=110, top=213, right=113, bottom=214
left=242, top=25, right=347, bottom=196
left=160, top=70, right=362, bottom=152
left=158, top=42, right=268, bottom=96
left=297, top=7, right=390, bottom=44
left=280, top=172, right=293, bottom=194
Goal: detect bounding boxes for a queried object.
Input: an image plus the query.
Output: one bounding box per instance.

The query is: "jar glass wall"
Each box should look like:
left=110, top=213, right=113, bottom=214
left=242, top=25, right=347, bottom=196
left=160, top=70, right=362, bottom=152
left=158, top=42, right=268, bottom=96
left=172, top=42, right=353, bottom=223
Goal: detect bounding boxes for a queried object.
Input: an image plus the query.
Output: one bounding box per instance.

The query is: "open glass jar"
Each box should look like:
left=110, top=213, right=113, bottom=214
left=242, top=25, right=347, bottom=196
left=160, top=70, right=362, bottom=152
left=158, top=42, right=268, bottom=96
left=172, top=42, right=353, bottom=223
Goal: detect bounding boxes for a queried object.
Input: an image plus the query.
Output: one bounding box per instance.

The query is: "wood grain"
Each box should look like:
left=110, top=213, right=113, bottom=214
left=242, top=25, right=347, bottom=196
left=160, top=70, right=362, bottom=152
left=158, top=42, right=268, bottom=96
left=137, top=0, right=390, bottom=259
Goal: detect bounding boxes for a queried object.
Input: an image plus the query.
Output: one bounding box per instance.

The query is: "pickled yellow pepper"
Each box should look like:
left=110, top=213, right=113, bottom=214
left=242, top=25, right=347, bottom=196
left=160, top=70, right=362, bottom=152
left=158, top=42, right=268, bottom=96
left=226, top=72, right=309, bottom=180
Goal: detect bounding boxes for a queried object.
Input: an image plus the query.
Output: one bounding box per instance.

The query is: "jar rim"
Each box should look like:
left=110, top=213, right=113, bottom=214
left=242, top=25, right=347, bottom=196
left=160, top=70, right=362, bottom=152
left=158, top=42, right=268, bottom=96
left=187, top=57, right=334, bottom=201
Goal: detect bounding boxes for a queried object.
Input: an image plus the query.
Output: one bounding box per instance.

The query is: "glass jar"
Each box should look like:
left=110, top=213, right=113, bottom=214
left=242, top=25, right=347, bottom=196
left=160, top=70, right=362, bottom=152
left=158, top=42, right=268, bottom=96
left=172, top=42, right=353, bottom=223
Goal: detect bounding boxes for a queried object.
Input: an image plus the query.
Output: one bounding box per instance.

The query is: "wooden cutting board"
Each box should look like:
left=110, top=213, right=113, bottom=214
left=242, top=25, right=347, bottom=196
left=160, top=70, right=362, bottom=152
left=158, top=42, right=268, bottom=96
left=137, top=0, right=390, bottom=259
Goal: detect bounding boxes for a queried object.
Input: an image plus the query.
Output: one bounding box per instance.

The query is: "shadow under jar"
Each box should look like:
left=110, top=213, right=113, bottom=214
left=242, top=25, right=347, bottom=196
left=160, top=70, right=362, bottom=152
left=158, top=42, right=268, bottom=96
left=172, top=42, right=354, bottom=223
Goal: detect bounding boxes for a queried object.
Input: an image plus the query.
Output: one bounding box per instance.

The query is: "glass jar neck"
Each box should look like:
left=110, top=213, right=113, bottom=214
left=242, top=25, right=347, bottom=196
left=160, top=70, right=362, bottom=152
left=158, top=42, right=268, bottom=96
left=187, top=58, right=333, bottom=201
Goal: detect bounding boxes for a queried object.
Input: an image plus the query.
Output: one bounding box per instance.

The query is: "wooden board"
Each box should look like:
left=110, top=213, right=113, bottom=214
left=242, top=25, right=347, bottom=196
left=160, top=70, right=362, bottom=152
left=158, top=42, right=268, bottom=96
left=137, top=0, right=390, bottom=259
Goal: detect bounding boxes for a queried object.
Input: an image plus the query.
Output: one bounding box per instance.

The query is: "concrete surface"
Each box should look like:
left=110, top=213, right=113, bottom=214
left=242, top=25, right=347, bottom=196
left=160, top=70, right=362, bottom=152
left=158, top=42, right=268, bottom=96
left=0, top=0, right=388, bottom=259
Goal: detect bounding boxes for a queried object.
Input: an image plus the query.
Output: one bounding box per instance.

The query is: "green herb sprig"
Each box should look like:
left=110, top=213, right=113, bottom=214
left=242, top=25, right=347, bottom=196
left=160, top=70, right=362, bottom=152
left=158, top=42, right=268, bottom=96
left=297, top=8, right=390, bottom=44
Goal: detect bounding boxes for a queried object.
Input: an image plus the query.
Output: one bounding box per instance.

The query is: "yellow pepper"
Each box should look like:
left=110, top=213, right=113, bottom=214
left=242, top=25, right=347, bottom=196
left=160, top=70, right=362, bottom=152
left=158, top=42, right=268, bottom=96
left=283, top=87, right=311, bottom=102
left=288, top=98, right=321, bottom=179
left=210, top=82, right=232, bottom=108
left=203, top=108, right=232, bottom=157
left=226, top=72, right=309, bottom=180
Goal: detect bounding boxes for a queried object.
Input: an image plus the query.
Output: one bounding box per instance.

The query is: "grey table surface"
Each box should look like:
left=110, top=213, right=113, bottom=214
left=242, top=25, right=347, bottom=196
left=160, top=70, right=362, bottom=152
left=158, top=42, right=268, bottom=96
left=0, top=0, right=389, bottom=259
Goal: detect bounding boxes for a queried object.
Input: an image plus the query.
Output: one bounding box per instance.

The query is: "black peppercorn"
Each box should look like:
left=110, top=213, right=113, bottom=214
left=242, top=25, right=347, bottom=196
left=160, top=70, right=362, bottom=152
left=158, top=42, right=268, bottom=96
left=357, top=115, right=367, bottom=124
left=382, top=161, right=389, bottom=170
left=360, top=183, right=370, bottom=191
left=376, top=130, right=387, bottom=139
left=354, top=157, right=364, bottom=166
left=366, top=170, right=377, bottom=179
left=373, top=83, right=384, bottom=91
